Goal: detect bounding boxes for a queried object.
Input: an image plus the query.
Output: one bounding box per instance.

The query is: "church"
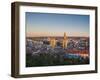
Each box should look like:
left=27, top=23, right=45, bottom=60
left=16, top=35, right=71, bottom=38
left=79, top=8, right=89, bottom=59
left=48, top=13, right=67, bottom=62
left=49, top=32, right=68, bottom=48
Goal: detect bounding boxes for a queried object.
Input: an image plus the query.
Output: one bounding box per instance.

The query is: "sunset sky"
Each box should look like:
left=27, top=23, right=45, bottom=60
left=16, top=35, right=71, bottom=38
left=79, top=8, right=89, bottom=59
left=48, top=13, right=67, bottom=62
left=26, top=12, right=90, bottom=37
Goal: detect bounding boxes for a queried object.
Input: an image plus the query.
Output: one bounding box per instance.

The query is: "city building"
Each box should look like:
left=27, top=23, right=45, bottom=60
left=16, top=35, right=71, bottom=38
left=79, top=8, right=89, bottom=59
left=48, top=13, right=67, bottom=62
left=49, top=32, right=68, bottom=48
left=50, top=38, right=56, bottom=48
left=62, top=32, right=68, bottom=49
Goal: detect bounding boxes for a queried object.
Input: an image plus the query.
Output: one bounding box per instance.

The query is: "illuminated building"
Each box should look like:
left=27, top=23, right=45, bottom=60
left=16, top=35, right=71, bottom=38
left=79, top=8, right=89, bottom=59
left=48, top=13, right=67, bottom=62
left=49, top=32, right=68, bottom=48
left=50, top=38, right=56, bottom=48
left=62, top=32, right=68, bottom=48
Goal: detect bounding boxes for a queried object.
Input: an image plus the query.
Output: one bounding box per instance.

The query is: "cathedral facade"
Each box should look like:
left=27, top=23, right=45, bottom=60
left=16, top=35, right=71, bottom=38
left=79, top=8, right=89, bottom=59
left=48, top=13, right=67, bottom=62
left=49, top=32, right=68, bottom=48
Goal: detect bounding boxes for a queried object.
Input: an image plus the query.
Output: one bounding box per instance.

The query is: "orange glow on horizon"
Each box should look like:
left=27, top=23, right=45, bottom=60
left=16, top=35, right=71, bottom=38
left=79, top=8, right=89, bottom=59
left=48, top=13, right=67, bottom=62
left=26, top=32, right=89, bottom=37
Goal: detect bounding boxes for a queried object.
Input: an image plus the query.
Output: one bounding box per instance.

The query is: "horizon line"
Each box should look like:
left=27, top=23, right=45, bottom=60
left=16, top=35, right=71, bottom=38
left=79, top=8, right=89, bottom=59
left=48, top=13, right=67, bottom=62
left=26, top=36, right=89, bottom=38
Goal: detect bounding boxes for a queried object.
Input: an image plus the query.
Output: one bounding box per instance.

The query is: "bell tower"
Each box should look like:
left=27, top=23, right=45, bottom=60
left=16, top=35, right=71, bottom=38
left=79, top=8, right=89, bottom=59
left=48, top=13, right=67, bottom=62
left=50, top=37, right=56, bottom=48
left=63, top=32, right=68, bottom=48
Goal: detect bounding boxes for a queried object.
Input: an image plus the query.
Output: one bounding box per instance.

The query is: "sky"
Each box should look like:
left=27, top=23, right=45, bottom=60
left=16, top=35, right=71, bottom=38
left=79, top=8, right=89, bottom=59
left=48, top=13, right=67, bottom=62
left=26, top=12, right=90, bottom=37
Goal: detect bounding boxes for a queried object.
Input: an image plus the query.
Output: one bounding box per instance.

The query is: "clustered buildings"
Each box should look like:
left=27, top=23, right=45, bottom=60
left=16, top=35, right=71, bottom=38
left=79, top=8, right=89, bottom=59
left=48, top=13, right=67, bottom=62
left=26, top=32, right=89, bottom=56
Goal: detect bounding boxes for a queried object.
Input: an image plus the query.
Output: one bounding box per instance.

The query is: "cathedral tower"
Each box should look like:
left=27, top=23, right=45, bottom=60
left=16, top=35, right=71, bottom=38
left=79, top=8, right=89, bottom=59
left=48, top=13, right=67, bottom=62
left=50, top=37, right=56, bottom=48
left=62, top=32, right=68, bottom=48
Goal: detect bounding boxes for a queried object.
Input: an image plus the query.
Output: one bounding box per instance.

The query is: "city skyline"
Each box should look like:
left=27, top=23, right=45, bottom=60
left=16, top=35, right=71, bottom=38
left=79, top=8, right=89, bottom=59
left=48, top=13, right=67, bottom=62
left=26, top=12, right=90, bottom=37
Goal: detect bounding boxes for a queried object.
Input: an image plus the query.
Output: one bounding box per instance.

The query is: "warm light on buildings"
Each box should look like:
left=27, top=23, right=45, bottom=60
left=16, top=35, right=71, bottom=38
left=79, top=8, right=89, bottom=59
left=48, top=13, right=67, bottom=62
left=62, top=32, right=68, bottom=49
left=50, top=38, right=56, bottom=48
left=49, top=32, right=68, bottom=48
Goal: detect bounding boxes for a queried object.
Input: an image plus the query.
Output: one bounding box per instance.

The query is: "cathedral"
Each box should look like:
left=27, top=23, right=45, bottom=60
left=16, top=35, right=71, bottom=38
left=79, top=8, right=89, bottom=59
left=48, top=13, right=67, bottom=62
left=62, top=32, right=68, bottom=48
left=49, top=32, right=68, bottom=48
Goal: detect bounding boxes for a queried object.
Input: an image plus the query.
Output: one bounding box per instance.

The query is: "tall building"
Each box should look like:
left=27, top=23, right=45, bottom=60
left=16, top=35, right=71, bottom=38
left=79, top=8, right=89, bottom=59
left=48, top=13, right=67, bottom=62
left=49, top=32, right=68, bottom=48
left=62, top=32, right=68, bottom=48
left=50, top=38, right=56, bottom=48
